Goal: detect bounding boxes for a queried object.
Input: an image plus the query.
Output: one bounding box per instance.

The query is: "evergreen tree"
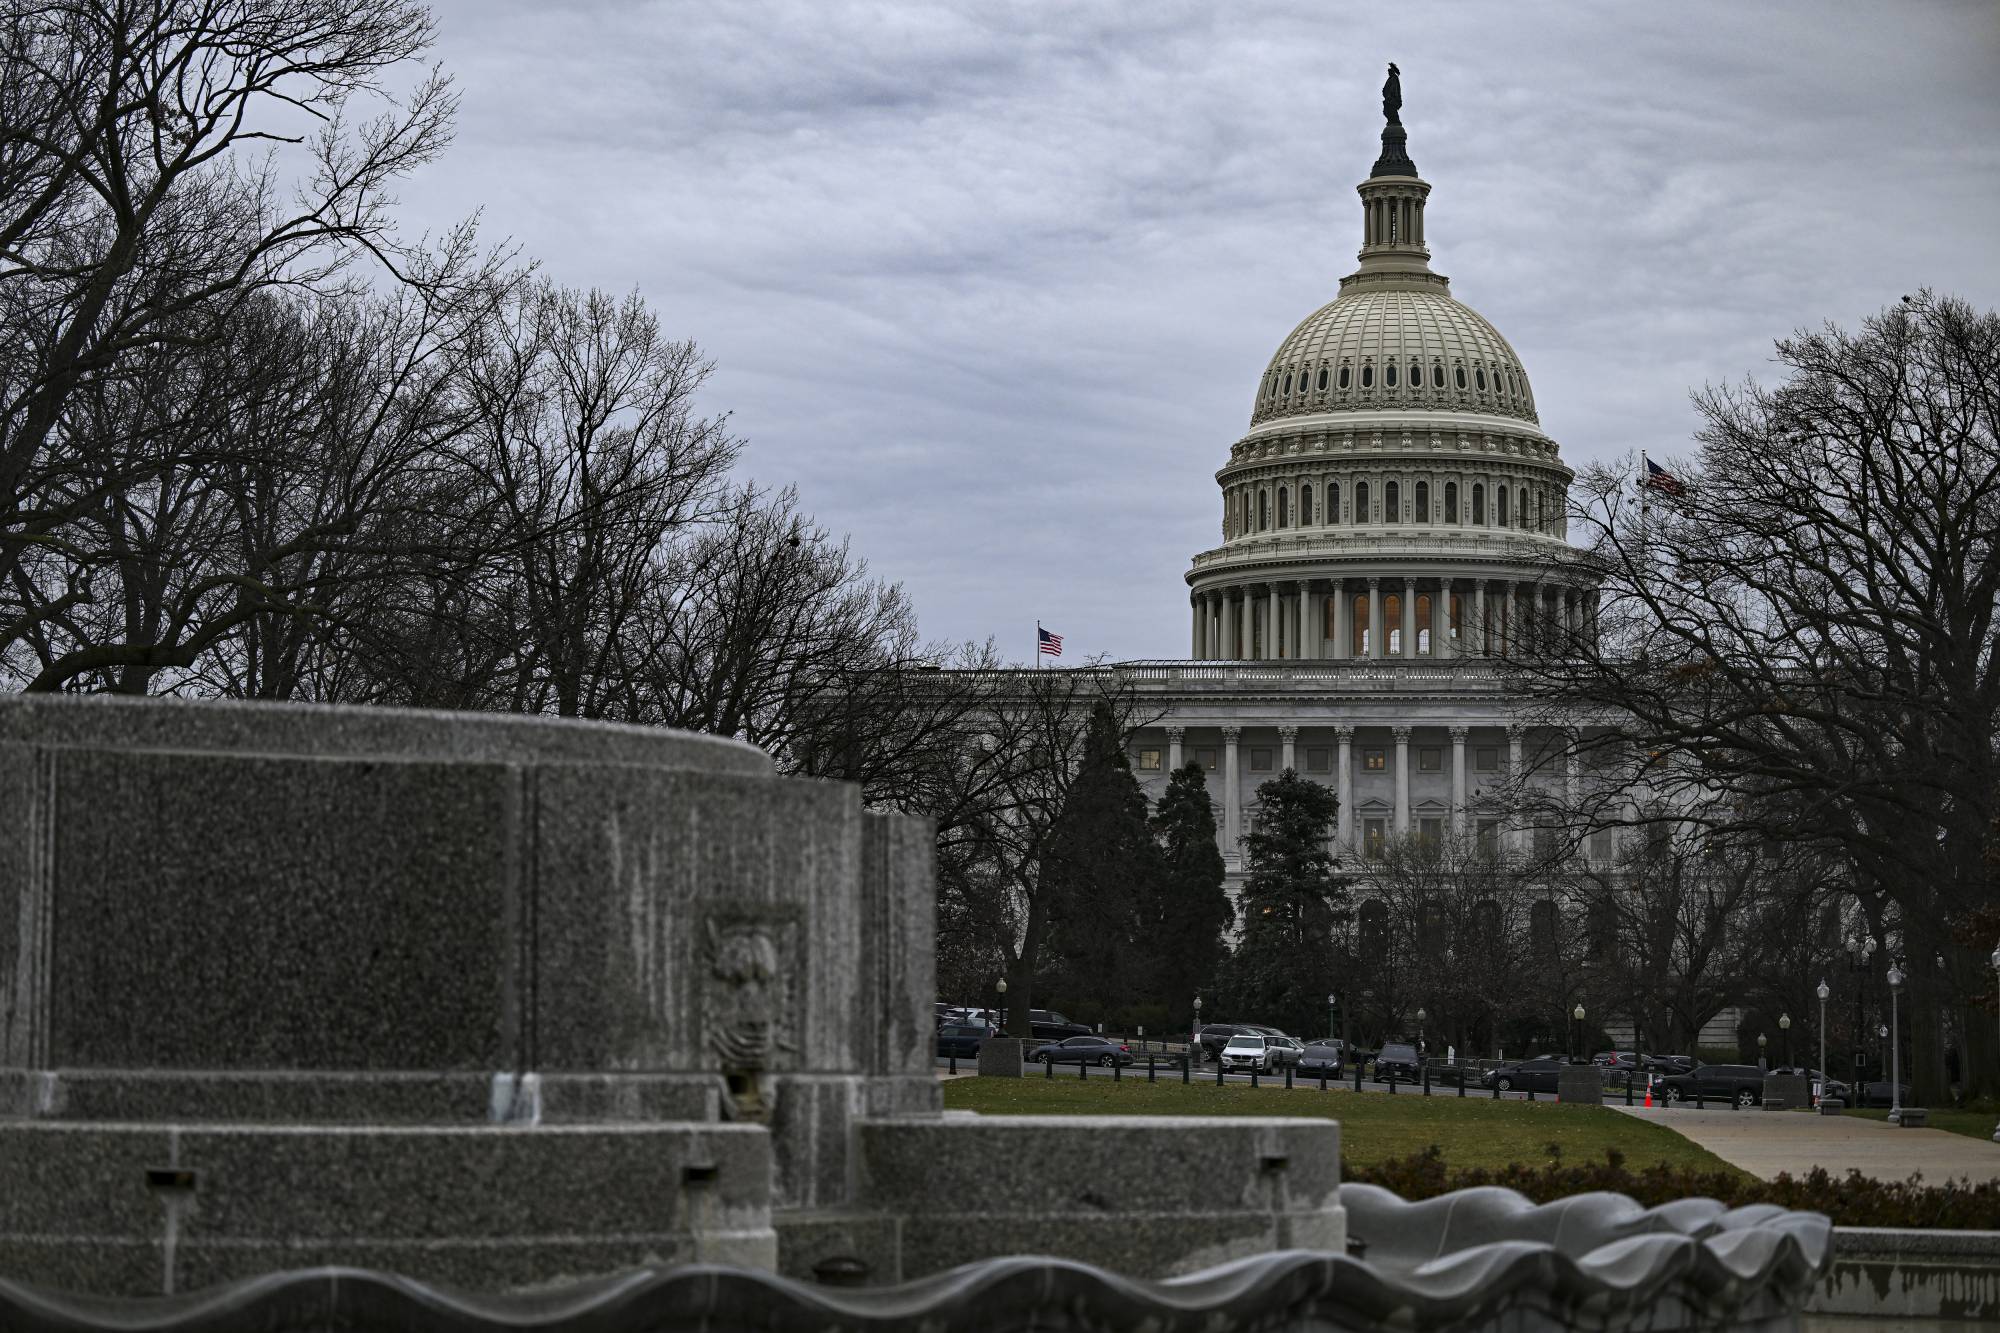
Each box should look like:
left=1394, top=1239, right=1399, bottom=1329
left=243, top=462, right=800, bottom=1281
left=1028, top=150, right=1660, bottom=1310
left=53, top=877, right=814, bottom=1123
left=1218, top=770, right=1347, bottom=1035
left=1039, top=701, right=1163, bottom=1018
left=1149, top=762, right=1231, bottom=1022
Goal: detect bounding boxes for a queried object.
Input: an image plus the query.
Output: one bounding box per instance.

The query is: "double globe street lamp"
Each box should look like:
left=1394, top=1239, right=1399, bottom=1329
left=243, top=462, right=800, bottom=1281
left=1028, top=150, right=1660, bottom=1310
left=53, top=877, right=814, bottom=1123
left=1572, top=1003, right=1586, bottom=1064
left=1887, top=964, right=1905, bottom=1125
left=1816, top=979, right=1830, bottom=1107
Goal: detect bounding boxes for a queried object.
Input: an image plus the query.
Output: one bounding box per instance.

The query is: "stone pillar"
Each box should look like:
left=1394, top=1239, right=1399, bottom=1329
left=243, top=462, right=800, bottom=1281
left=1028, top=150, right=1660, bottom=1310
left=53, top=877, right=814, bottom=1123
left=1402, top=577, right=1417, bottom=658
left=1220, top=591, right=1236, bottom=661
left=1505, top=725, right=1524, bottom=855
left=1438, top=577, right=1454, bottom=659
left=1335, top=725, right=1354, bottom=851
left=1269, top=584, right=1283, bottom=659
left=1298, top=580, right=1316, bottom=660
left=1223, top=725, right=1242, bottom=854
left=1279, top=724, right=1297, bottom=773
left=1331, top=578, right=1348, bottom=659
left=1368, top=578, right=1383, bottom=660
left=1190, top=600, right=1202, bottom=658
left=1392, top=725, right=1412, bottom=835
left=1167, top=725, right=1184, bottom=773
left=1501, top=580, right=1517, bottom=657
left=1564, top=729, right=1579, bottom=810
left=1474, top=580, right=1488, bottom=657
left=1449, top=725, right=1469, bottom=834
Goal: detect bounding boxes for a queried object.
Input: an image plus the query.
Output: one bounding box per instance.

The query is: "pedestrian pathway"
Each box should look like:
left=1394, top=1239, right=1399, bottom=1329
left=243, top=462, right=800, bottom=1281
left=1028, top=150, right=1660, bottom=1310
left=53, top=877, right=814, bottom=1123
left=1612, top=1106, right=2000, bottom=1184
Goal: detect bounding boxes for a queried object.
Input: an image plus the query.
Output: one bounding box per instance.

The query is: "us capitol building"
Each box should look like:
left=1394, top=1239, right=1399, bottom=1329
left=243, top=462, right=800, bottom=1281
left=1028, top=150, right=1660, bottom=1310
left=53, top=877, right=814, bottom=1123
left=1120, top=71, right=1605, bottom=880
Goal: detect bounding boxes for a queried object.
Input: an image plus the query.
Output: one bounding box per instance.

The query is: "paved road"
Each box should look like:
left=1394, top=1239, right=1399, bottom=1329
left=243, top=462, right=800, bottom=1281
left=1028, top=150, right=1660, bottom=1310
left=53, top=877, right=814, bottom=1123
left=933, top=1055, right=1610, bottom=1102
left=1609, top=1105, right=2000, bottom=1184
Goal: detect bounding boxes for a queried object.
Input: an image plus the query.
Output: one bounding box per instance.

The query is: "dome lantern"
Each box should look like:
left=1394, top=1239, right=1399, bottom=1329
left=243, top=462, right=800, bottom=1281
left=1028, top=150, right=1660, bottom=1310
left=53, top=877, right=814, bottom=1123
left=1351, top=63, right=1439, bottom=293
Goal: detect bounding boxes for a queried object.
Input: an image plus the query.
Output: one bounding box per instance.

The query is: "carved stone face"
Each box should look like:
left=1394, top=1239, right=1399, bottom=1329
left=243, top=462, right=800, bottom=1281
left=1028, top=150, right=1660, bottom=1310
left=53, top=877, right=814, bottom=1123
left=709, top=926, right=782, bottom=1070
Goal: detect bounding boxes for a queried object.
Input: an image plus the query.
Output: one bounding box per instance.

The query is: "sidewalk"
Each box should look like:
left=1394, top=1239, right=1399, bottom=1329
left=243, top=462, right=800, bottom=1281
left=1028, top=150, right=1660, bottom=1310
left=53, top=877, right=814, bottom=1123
left=1612, top=1105, right=2000, bottom=1184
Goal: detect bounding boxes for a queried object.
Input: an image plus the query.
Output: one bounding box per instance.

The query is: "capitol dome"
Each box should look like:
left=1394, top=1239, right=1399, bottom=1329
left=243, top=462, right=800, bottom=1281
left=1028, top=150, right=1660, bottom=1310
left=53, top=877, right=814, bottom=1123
left=1251, top=288, right=1539, bottom=428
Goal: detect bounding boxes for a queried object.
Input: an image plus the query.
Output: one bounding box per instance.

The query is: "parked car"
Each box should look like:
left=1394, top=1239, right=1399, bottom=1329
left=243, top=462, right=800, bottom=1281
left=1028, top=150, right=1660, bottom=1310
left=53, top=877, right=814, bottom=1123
left=1296, top=1043, right=1344, bottom=1077
left=1219, top=1033, right=1277, bottom=1073
left=1197, top=1023, right=1257, bottom=1061
left=1265, top=1035, right=1306, bottom=1068
left=1028, top=1035, right=1133, bottom=1067
left=936, top=1023, right=990, bottom=1059
left=1481, top=1057, right=1566, bottom=1093
left=1374, top=1042, right=1422, bottom=1083
left=1850, top=1079, right=1913, bottom=1108
left=1650, top=1054, right=1696, bottom=1076
left=1656, top=1063, right=1767, bottom=1108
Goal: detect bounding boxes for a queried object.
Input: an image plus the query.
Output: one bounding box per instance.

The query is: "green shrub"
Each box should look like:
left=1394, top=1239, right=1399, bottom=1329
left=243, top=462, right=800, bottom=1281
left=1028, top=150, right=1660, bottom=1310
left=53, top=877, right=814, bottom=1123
left=1346, top=1144, right=2000, bottom=1229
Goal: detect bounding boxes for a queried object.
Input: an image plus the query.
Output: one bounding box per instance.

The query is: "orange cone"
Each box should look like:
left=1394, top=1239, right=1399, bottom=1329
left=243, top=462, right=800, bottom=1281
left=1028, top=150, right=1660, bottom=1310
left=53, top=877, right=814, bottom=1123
left=1643, top=1075, right=1653, bottom=1108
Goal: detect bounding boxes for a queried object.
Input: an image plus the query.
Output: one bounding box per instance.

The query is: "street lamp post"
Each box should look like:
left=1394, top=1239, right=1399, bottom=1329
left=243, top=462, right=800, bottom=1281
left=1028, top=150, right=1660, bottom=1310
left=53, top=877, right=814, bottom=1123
left=1756, top=1032, right=1768, bottom=1072
left=1816, top=979, right=1830, bottom=1106
left=1416, top=1007, right=1427, bottom=1058
left=1886, top=964, right=1904, bottom=1124
left=996, top=977, right=1008, bottom=1038
left=1327, top=993, right=1337, bottom=1044
left=1192, top=995, right=1202, bottom=1062
left=1572, top=1003, right=1586, bottom=1064
left=1846, top=934, right=1877, bottom=1083
left=1778, top=1013, right=1791, bottom=1069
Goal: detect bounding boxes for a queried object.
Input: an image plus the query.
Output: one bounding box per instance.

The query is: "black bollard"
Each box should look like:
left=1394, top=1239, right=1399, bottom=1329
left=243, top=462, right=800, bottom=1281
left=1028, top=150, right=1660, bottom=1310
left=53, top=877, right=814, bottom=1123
left=1285, top=1064, right=1294, bottom=1090
left=1044, top=1055, right=1053, bottom=1080
left=1527, top=1082, right=1535, bottom=1101
left=1388, top=1071, right=1396, bottom=1095
left=1491, top=1073, right=1500, bottom=1100
left=1458, top=1062, right=1466, bottom=1098
left=1148, top=1055, right=1156, bottom=1084
left=1113, top=1058, right=1121, bottom=1082
left=1079, top=1058, right=1087, bottom=1080
left=1319, top=1067, right=1327, bottom=1092
left=949, top=1053, right=957, bottom=1075
left=1216, top=1058, right=1225, bottom=1087
left=1422, top=1065, right=1431, bottom=1096
left=1251, top=1069, right=1260, bottom=1090
left=1625, top=1075, right=1634, bottom=1106
left=1182, top=1055, right=1190, bottom=1084
left=1695, top=1087, right=1704, bottom=1109
left=1354, top=1062, right=1363, bottom=1093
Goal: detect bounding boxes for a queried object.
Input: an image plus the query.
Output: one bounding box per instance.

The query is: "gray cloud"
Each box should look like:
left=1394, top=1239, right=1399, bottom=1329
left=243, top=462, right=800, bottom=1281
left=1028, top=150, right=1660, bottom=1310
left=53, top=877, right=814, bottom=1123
left=397, top=0, right=2000, bottom=661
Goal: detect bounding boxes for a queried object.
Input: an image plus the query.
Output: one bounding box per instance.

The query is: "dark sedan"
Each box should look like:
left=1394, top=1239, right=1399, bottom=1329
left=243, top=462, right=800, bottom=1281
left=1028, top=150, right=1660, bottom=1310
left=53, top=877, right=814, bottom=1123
left=1480, top=1056, right=1566, bottom=1093
left=936, top=1023, right=990, bottom=1059
left=1657, top=1063, right=1767, bottom=1108
left=1374, top=1042, right=1422, bottom=1083
left=1296, top=1043, right=1344, bottom=1078
left=1029, top=1035, right=1134, bottom=1067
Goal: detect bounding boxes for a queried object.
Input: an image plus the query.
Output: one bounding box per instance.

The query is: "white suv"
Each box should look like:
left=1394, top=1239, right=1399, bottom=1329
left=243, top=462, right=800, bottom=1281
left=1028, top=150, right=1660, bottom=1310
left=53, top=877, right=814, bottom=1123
left=1220, top=1034, right=1274, bottom=1073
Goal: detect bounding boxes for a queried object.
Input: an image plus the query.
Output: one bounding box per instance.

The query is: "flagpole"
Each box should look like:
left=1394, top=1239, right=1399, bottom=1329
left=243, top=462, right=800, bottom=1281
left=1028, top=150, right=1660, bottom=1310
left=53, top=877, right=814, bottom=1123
left=1036, top=620, right=1041, bottom=670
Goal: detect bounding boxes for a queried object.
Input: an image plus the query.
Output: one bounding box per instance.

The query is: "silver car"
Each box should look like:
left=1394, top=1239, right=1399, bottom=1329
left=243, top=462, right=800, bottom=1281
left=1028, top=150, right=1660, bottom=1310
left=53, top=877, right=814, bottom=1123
left=1220, top=1034, right=1275, bottom=1073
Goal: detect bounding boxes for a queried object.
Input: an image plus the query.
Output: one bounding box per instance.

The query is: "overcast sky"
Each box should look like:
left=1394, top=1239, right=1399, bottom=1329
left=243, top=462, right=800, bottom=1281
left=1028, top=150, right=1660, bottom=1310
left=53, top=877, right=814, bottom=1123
left=399, top=1, right=2000, bottom=663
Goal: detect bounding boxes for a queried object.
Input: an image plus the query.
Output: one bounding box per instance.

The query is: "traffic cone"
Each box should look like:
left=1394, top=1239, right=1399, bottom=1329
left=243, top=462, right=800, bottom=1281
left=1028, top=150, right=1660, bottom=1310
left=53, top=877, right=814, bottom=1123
left=1643, top=1075, right=1653, bottom=1108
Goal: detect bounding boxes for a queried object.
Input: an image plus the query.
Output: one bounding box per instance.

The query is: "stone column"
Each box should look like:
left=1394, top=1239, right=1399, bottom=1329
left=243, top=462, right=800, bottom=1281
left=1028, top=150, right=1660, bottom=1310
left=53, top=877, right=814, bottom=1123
left=1220, top=590, right=1236, bottom=661
left=1502, top=580, right=1517, bottom=657
left=1505, top=724, right=1524, bottom=855
left=1298, top=580, right=1315, bottom=660
left=1368, top=578, right=1383, bottom=660
left=1449, top=725, right=1469, bottom=835
left=1564, top=728, right=1579, bottom=811
left=1269, top=584, right=1283, bottom=659
left=1438, top=577, right=1454, bottom=659
left=1190, top=600, right=1201, bottom=658
left=1331, top=578, right=1348, bottom=659
left=1393, top=725, right=1412, bottom=834
left=1167, top=725, right=1184, bottom=773
left=1335, top=725, right=1354, bottom=851
left=1279, top=724, right=1297, bottom=773
left=1223, top=726, right=1242, bottom=853
left=1402, top=577, right=1417, bottom=658
left=1474, top=580, right=1488, bottom=657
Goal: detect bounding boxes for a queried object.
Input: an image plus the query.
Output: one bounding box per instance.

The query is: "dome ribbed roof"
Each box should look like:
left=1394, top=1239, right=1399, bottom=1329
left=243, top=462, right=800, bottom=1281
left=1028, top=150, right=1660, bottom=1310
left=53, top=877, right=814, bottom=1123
left=1251, top=288, right=1538, bottom=428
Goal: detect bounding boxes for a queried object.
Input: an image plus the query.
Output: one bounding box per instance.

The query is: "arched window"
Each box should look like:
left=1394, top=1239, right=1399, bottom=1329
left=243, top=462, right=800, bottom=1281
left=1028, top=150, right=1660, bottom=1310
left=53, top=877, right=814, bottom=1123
left=1531, top=899, right=1557, bottom=954
left=1433, top=362, right=1445, bottom=388
left=1415, top=481, right=1429, bottom=522
left=1259, top=490, right=1270, bottom=530
left=1384, top=480, right=1399, bottom=521
left=1473, top=898, right=1502, bottom=942
left=1352, top=594, right=1369, bottom=654
left=1338, top=364, right=1351, bottom=390
left=1361, top=364, right=1374, bottom=389
left=1449, top=593, right=1463, bottom=643
left=1329, top=481, right=1341, bottom=524
left=1384, top=594, right=1403, bottom=654
left=1445, top=481, right=1458, bottom=522
left=1409, top=360, right=1421, bottom=388
left=1282, top=372, right=1293, bottom=395
left=1360, top=899, right=1388, bottom=951
left=1355, top=480, right=1371, bottom=522
left=1385, top=362, right=1398, bottom=388
left=1476, top=367, right=1488, bottom=391
left=1496, top=485, right=1509, bottom=527
left=1300, top=484, right=1314, bottom=525
left=1472, top=483, right=1486, bottom=524
left=1316, top=367, right=1328, bottom=391
left=1277, top=486, right=1289, bottom=527
left=1455, top=365, right=1467, bottom=390
left=1415, top=594, right=1432, bottom=654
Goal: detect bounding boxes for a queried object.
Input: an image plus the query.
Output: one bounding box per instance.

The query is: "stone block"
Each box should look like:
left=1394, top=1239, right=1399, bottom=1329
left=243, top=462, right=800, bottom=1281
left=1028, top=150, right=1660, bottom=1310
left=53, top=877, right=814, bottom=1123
left=978, top=1038, right=1025, bottom=1078
left=1820, top=1099, right=1847, bottom=1114
left=857, top=1115, right=1343, bottom=1279
left=1899, top=1107, right=1929, bottom=1127
left=0, top=1121, right=776, bottom=1296
left=1557, top=1066, right=1603, bottom=1104
left=1765, top=1073, right=1811, bottom=1109
left=1763, top=1098, right=1786, bottom=1110
left=858, top=812, right=936, bottom=1080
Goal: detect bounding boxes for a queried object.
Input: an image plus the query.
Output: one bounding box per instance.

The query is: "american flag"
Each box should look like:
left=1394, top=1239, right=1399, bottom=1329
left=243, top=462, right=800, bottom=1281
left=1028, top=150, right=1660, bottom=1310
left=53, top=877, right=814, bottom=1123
left=1642, top=457, right=1686, bottom=497
left=1037, top=626, right=1064, bottom=658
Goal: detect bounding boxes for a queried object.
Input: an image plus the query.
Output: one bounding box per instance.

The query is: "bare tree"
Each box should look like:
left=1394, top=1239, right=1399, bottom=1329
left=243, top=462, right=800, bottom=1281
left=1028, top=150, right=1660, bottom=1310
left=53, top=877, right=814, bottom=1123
left=1517, top=293, right=2000, bottom=1100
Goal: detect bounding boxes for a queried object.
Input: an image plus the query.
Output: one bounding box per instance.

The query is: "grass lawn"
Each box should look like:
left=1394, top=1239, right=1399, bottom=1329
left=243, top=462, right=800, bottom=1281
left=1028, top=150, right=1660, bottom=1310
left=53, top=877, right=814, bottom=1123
left=943, top=1077, right=1747, bottom=1178
left=1850, top=1107, right=2000, bottom=1142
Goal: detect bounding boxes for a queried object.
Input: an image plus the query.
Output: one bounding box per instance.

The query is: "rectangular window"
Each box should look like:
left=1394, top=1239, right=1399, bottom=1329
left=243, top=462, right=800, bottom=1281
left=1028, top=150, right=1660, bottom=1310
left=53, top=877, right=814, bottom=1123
left=1250, top=748, right=1273, bottom=772
left=1588, top=829, right=1617, bottom=862
left=1418, top=816, right=1443, bottom=847
left=1363, top=818, right=1388, bottom=860
left=1474, top=746, right=1498, bottom=772
left=1363, top=748, right=1386, bottom=771
left=1197, top=749, right=1217, bottom=771
left=1306, top=747, right=1329, bottom=773
left=1418, top=747, right=1442, bottom=772
left=1476, top=818, right=1500, bottom=854
left=1137, top=748, right=1162, bottom=771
